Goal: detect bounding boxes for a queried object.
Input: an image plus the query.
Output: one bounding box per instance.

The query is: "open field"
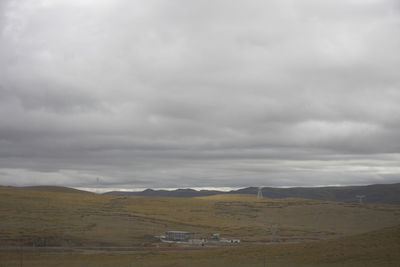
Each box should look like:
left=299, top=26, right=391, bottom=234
left=0, top=186, right=399, bottom=266
left=0, top=225, right=399, bottom=266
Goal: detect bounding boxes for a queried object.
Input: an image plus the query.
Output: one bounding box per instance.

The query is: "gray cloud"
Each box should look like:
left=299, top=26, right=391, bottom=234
left=0, top=0, right=400, bottom=190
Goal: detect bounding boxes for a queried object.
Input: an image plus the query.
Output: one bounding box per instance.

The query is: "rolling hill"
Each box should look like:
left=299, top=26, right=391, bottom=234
left=104, top=183, right=400, bottom=204
left=22, top=186, right=92, bottom=194
left=1, top=186, right=399, bottom=248
left=0, top=185, right=399, bottom=266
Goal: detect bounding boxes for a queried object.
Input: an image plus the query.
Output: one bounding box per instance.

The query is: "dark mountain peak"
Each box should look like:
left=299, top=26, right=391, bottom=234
left=143, top=188, right=155, bottom=193
left=176, top=188, right=196, bottom=192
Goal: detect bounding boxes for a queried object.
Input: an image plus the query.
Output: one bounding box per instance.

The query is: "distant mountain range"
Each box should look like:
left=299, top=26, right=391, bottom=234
left=104, top=183, right=400, bottom=204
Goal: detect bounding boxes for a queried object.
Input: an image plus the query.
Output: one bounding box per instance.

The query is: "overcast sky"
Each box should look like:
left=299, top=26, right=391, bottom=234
left=1, top=0, right=400, bottom=191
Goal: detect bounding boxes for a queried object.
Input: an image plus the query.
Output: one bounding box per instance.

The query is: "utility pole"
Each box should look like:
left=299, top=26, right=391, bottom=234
left=269, top=221, right=279, bottom=242
left=257, top=187, right=263, bottom=199
left=313, top=212, right=321, bottom=233
left=62, top=233, right=65, bottom=261
left=356, top=195, right=365, bottom=204
left=96, top=177, right=100, bottom=194
left=19, top=237, right=23, bottom=267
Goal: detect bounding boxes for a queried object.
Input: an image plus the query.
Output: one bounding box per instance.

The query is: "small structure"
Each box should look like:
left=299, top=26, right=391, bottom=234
left=165, top=231, right=194, bottom=242
left=212, top=233, right=220, bottom=240
left=159, top=232, right=240, bottom=245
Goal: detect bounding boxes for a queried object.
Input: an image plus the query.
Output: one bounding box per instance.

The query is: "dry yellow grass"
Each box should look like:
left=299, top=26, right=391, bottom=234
left=0, top=225, right=399, bottom=266
left=1, top=187, right=399, bottom=245
left=0, top=186, right=399, bottom=266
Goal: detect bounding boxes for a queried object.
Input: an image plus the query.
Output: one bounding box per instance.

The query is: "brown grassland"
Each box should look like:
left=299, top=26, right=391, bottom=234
left=0, top=186, right=399, bottom=266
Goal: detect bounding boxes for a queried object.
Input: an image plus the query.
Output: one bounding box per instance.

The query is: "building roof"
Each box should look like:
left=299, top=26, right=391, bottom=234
left=166, top=231, right=194, bottom=234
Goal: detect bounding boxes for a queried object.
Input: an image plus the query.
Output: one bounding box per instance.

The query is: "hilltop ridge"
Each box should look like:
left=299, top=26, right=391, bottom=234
left=104, top=183, right=400, bottom=204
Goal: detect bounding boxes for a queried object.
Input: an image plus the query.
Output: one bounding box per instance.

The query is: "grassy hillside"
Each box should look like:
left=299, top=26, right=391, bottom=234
left=105, top=183, right=400, bottom=204
left=0, top=186, right=399, bottom=248
left=0, top=225, right=399, bottom=266
left=21, top=186, right=91, bottom=194
left=236, top=183, right=400, bottom=204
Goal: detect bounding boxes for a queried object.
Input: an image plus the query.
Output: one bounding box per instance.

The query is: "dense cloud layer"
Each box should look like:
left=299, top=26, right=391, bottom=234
left=1, top=0, right=400, bottom=190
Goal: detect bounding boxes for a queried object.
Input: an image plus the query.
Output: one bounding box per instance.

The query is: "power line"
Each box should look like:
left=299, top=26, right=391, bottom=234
left=257, top=187, right=263, bottom=199
left=356, top=195, right=365, bottom=204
